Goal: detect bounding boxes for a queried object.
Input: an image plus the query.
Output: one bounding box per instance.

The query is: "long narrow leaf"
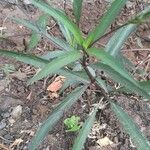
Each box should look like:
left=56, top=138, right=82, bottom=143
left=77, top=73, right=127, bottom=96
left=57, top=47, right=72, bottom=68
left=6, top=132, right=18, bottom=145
left=28, top=85, right=88, bottom=150
left=105, top=6, right=150, bottom=56
left=0, top=50, right=90, bottom=84
left=0, top=50, right=48, bottom=68
left=31, top=0, right=84, bottom=45
left=87, top=48, right=138, bottom=85
left=11, top=17, right=75, bottom=51
left=96, top=78, right=108, bottom=93
left=139, top=81, right=150, bottom=93
left=58, top=22, right=73, bottom=45
left=28, top=14, right=49, bottom=50
left=41, top=50, right=66, bottom=60
left=59, top=78, right=79, bottom=93
left=28, top=32, right=41, bottom=50
left=83, top=0, right=127, bottom=48
left=111, top=102, right=150, bottom=150
left=92, top=62, right=150, bottom=100
left=73, top=0, right=83, bottom=25
left=128, top=6, right=150, bottom=24
left=72, top=106, right=98, bottom=150
left=105, top=24, right=136, bottom=56
left=28, top=50, right=82, bottom=84
left=58, top=69, right=90, bottom=84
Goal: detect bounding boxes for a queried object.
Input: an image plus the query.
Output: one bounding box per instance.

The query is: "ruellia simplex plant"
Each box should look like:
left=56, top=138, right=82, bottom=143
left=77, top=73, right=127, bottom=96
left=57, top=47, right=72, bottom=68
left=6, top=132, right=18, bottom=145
left=0, top=0, right=150, bottom=150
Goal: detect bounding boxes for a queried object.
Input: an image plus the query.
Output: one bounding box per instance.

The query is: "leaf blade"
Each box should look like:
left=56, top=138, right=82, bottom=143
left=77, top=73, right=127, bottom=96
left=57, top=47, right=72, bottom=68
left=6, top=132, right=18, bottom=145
left=28, top=14, right=49, bottom=50
left=0, top=49, right=48, bottom=68
left=0, top=50, right=90, bottom=84
left=111, top=102, right=150, bottom=150
left=11, top=17, right=75, bottom=51
left=31, top=0, right=84, bottom=45
left=73, top=0, right=83, bottom=25
left=28, top=85, right=88, bottom=150
left=72, top=106, right=97, bottom=150
left=92, top=62, right=150, bottom=100
left=28, top=50, right=82, bottom=84
left=105, top=24, right=137, bottom=56
left=83, top=0, right=127, bottom=48
left=87, top=48, right=137, bottom=85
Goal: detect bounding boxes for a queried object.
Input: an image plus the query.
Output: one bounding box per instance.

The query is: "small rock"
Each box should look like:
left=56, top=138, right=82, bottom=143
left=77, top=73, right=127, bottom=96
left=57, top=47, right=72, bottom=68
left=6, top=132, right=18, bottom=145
left=8, top=117, right=15, bottom=125
left=0, top=79, right=7, bottom=92
left=0, top=121, right=6, bottom=129
left=0, top=96, right=23, bottom=111
left=4, top=134, right=12, bottom=140
left=0, top=130, right=7, bottom=136
left=11, top=105, right=23, bottom=119
left=23, top=0, right=32, bottom=5
left=2, top=112, right=10, bottom=118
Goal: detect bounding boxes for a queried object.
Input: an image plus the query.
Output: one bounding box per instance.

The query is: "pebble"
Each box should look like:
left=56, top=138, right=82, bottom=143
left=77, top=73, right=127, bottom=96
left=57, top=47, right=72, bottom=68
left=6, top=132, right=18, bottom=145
left=11, top=105, right=23, bottom=119
left=4, top=134, right=12, bottom=140
left=0, top=121, right=6, bottom=130
left=2, top=112, right=10, bottom=118
left=8, top=117, right=15, bottom=125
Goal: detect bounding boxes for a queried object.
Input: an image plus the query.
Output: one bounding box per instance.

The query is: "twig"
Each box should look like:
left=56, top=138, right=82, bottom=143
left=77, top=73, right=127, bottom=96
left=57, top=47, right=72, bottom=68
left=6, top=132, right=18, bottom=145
left=0, top=144, right=10, bottom=150
left=135, top=33, right=150, bottom=42
left=123, top=48, right=150, bottom=52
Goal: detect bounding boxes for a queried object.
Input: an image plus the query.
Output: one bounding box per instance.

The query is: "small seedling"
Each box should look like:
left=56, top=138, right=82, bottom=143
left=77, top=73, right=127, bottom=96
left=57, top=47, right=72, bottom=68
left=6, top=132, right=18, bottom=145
left=64, top=115, right=81, bottom=132
left=1, top=64, right=15, bottom=75
left=1, top=64, right=16, bottom=85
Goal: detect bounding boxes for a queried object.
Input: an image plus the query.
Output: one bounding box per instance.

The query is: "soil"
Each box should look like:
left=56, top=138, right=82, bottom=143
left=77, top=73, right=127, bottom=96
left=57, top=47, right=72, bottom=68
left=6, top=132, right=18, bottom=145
left=0, top=0, right=150, bottom=150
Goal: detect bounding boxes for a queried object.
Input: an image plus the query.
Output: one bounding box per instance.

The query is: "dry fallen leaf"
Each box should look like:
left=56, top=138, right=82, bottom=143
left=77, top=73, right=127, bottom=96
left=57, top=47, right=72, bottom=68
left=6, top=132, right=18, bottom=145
left=9, top=138, right=23, bottom=149
left=47, top=76, right=65, bottom=92
left=0, top=143, right=10, bottom=150
left=8, top=117, right=16, bottom=125
left=26, top=91, right=32, bottom=100
left=20, top=130, right=34, bottom=136
left=97, top=136, right=114, bottom=147
left=0, top=79, right=7, bottom=92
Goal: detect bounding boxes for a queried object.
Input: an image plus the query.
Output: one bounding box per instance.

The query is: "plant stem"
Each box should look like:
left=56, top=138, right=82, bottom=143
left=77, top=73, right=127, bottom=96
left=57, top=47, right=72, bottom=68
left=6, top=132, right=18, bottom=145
left=90, top=23, right=128, bottom=47
left=81, top=51, right=109, bottom=100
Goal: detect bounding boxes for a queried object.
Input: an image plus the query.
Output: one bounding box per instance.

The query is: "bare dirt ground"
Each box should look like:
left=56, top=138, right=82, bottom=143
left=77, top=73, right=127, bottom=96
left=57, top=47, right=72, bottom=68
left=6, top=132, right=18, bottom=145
left=0, top=0, right=150, bottom=150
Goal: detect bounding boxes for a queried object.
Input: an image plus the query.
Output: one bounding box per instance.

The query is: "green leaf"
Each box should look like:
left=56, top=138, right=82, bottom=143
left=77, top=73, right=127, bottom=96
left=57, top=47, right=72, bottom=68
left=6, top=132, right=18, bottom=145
left=83, top=0, right=127, bottom=48
left=92, top=62, right=150, bottom=100
left=28, top=50, right=82, bottom=84
left=64, top=115, right=81, bottom=132
left=28, top=85, right=87, bottom=150
left=37, top=14, right=49, bottom=28
left=28, top=14, right=49, bottom=50
left=0, top=49, right=48, bottom=68
left=72, top=106, right=97, bottom=150
left=73, top=0, right=83, bottom=25
left=31, top=0, right=84, bottom=45
left=128, top=6, right=150, bottom=24
left=87, top=48, right=138, bottom=85
left=28, top=31, right=41, bottom=50
left=0, top=50, right=90, bottom=84
left=96, top=78, right=108, bottom=93
left=116, top=53, right=135, bottom=71
left=139, top=81, right=150, bottom=93
left=111, top=102, right=150, bottom=150
left=105, top=24, right=136, bottom=56
left=1, top=64, right=15, bottom=74
left=59, top=78, right=79, bottom=93
left=11, top=17, right=75, bottom=51
left=41, top=50, right=66, bottom=60
left=58, top=22, right=73, bottom=45
left=57, top=69, right=90, bottom=84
